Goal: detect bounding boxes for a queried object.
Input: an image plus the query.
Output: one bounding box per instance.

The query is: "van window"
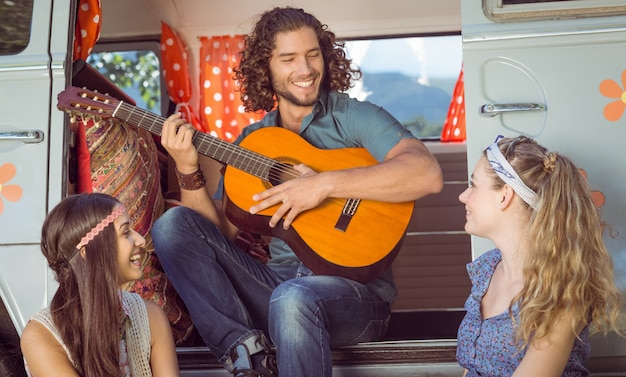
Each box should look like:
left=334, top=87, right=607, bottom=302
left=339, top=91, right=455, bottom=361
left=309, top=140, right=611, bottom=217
left=86, top=36, right=463, bottom=140
left=485, top=0, right=626, bottom=21
left=86, top=43, right=162, bottom=114
left=0, top=0, right=34, bottom=55
left=344, top=34, right=462, bottom=140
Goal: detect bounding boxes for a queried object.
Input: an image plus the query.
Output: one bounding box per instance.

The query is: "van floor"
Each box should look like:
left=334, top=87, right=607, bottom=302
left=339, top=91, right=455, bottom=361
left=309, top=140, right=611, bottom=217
left=177, top=310, right=465, bottom=376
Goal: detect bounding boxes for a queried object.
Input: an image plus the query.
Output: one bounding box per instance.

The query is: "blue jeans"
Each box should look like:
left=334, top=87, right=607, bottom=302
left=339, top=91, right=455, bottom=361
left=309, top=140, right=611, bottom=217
left=152, top=206, right=391, bottom=377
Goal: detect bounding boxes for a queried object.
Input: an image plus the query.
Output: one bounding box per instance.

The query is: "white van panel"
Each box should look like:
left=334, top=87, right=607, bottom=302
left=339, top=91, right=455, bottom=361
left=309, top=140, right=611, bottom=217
left=462, top=0, right=626, bottom=364
left=0, top=0, right=53, bottom=244
left=0, top=0, right=71, bottom=333
left=0, top=245, right=53, bottom=334
left=462, top=0, right=626, bottom=260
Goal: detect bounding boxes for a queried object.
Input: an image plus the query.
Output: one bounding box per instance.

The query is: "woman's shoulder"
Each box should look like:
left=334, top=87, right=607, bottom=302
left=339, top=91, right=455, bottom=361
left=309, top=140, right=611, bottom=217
left=21, top=316, right=59, bottom=354
left=21, top=312, right=77, bottom=376
left=143, top=298, right=166, bottom=318
left=466, top=249, right=501, bottom=285
left=142, top=297, right=176, bottom=348
left=126, top=293, right=169, bottom=328
left=22, top=314, right=52, bottom=343
left=22, top=308, right=59, bottom=344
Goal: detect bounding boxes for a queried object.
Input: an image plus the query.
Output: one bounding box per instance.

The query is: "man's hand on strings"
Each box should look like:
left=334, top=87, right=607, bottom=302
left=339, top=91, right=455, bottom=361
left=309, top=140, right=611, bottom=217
left=250, top=164, right=328, bottom=229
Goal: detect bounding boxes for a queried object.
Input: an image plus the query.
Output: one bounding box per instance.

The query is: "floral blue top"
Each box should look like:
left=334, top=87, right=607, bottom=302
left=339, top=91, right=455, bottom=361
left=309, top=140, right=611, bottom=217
left=456, top=249, right=591, bottom=376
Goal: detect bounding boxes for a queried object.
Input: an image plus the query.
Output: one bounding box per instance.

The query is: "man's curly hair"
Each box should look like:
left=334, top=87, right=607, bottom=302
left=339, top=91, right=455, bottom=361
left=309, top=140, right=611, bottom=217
left=234, top=7, right=362, bottom=113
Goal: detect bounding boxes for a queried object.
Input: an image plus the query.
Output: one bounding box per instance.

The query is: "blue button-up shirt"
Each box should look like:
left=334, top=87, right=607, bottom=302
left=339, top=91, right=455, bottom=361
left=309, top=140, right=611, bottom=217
left=456, top=249, right=591, bottom=376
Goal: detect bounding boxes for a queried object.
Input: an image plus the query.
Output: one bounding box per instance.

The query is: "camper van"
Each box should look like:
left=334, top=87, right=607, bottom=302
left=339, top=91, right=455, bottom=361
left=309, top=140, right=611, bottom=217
left=1, top=0, right=626, bottom=375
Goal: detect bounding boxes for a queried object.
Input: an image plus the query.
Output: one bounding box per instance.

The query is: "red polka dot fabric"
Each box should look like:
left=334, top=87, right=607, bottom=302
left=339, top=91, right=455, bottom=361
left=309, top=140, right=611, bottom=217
left=73, top=0, right=101, bottom=61
left=199, top=35, right=264, bottom=142
left=441, top=68, right=466, bottom=142
left=161, top=22, right=204, bottom=132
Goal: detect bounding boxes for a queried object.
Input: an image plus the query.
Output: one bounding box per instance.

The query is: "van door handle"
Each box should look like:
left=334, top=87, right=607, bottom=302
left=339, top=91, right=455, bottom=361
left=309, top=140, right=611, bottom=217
left=479, top=103, right=545, bottom=117
left=0, top=130, right=45, bottom=143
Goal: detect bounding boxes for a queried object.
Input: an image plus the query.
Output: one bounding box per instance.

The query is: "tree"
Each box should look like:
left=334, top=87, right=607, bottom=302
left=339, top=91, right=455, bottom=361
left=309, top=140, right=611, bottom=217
left=87, top=51, right=161, bottom=112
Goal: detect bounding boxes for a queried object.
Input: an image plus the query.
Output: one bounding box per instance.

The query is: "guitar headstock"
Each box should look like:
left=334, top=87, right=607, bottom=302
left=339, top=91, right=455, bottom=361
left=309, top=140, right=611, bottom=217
left=56, top=86, right=121, bottom=120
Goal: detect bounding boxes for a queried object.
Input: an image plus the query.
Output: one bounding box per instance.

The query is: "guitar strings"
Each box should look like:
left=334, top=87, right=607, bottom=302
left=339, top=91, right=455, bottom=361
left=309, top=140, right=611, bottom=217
left=117, top=102, right=301, bottom=183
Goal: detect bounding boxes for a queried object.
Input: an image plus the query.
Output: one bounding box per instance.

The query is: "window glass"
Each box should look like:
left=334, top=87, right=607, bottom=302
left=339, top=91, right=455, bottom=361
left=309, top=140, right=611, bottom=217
left=87, top=49, right=161, bottom=113
left=344, top=34, right=462, bottom=139
left=0, top=0, right=34, bottom=55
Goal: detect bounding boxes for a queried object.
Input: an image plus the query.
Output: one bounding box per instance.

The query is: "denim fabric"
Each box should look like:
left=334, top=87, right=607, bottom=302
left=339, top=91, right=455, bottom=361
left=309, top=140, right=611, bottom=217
left=153, top=206, right=391, bottom=377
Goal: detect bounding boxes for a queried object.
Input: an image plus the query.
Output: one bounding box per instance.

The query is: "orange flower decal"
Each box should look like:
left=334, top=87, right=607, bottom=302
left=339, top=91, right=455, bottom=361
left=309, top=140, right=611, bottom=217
left=600, top=69, right=626, bottom=122
left=579, top=169, right=605, bottom=209
left=0, top=163, right=23, bottom=214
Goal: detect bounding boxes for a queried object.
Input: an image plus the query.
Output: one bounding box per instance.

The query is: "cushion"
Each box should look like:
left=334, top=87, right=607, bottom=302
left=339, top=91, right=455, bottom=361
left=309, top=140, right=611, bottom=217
left=73, top=115, right=195, bottom=345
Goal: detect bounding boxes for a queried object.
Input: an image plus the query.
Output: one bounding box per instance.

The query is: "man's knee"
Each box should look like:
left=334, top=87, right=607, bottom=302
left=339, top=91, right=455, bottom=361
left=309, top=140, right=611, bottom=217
left=154, top=206, right=186, bottom=232
left=269, top=281, right=318, bottom=319
left=152, top=206, right=194, bottom=258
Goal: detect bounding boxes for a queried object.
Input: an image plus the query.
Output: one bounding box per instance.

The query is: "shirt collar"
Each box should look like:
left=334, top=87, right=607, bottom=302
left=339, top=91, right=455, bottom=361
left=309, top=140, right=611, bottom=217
left=270, top=90, right=329, bottom=133
left=299, top=89, right=328, bottom=133
left=316, top=89, right=329, bottom=114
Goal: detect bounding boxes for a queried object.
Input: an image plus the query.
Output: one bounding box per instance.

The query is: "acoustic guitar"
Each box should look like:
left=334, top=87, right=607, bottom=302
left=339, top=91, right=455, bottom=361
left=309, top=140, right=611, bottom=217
left=57, top=86, right=414, bottom=283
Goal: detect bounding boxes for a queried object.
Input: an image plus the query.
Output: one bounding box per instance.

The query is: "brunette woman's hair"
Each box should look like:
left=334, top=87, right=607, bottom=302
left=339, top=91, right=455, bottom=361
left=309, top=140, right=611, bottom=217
left=484, top=136, right=623, bottom=348
left=41, top=193, right=123, bottom=376
left=234, top=6, right=361, bottom=112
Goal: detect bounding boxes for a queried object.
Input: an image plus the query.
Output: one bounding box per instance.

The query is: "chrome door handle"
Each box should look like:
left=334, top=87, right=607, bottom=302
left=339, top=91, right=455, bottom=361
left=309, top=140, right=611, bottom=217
left=480, top=103, right=545, bottom=117
left=0, top=130, right=45, bottom=143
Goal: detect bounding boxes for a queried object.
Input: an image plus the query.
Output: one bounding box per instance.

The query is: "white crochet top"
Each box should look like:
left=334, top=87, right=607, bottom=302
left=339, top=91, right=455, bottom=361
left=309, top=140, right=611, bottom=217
left=26, top=291, right=153, bottom=377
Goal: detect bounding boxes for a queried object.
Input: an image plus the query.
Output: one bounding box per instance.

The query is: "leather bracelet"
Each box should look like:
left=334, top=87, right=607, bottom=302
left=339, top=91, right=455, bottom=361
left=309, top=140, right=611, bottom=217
left=175, top=167, right=206, bottom=190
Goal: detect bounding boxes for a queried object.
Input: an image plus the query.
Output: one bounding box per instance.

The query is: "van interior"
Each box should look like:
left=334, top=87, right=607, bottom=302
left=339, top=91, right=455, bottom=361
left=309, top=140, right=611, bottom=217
left=89, top=0, right=469, bottom=372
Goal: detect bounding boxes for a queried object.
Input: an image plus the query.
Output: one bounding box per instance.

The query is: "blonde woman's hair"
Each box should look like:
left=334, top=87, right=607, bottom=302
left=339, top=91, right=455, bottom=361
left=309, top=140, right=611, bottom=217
left=484, top=136, right=623, bottom=348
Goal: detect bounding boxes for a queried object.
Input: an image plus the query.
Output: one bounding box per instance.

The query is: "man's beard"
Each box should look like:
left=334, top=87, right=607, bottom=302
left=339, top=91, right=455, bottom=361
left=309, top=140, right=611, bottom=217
left=273, top=79, right=320, bottom=107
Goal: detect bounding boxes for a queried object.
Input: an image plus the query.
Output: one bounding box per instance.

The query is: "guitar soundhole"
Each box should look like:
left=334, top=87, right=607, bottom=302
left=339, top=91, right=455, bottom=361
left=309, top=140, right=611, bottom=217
left=268, top=162, right=295, bottom=187
left=266, top=157, right=300, bottom=187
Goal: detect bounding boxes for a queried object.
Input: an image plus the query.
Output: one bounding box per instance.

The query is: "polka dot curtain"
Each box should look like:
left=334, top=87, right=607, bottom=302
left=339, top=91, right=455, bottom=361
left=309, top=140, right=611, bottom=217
left=72, top=0, right=102, bottom=194
left=199, top=35, right=264, bottom=142
left=161, top=22, right=204, bottom=132
left=440, top=67, right=466, bottom=142
left=73, top=0, right=101, bottom=61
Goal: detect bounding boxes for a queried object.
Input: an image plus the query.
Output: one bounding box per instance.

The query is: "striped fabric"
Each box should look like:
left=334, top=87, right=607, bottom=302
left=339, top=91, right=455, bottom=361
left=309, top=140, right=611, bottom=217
left=79, top=116, right=195, bottom=345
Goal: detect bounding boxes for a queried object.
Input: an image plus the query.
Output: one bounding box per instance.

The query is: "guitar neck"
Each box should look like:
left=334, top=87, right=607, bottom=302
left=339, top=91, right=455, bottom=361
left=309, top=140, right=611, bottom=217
left=113, top=101, right=275, bottom=180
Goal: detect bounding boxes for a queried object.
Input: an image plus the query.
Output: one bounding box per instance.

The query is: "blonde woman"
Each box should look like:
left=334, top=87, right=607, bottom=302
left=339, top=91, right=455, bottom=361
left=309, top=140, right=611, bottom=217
left=456, top=135, right=623, bottom=376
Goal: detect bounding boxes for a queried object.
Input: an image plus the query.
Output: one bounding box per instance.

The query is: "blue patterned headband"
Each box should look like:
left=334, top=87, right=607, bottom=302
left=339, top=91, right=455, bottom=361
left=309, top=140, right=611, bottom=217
left=485, top=136, right=539, bottom=210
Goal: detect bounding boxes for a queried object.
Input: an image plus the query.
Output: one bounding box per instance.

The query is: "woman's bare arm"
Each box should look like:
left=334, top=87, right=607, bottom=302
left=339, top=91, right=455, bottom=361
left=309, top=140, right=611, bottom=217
left=146, top=300, right=181, bottom=377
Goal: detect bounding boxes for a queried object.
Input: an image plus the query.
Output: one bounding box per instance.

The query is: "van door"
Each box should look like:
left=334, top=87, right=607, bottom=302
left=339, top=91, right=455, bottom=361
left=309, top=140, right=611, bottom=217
left=0, top=0, right=72, bottom=333
left=462, top=0, right=626, bottom=369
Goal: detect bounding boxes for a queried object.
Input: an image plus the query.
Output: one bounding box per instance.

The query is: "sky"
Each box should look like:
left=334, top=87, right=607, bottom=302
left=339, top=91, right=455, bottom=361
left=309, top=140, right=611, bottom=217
left=344, top=35, right=463, bottom=81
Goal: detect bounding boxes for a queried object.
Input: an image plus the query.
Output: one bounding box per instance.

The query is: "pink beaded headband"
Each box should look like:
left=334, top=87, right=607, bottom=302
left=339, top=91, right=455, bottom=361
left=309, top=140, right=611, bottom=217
left=76, top=205, right=126, bottom=250
left=61, top=204, right=126, bottom=267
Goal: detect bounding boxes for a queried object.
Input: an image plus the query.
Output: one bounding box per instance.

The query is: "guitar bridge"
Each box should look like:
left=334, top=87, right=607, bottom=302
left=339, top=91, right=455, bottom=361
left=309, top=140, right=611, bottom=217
left=334, top=198, right=360, bottom=231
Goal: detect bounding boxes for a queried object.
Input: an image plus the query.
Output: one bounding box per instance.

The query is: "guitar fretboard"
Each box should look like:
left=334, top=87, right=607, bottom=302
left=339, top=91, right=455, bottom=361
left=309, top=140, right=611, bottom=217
left=113, top=101, right=298, bottom=183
